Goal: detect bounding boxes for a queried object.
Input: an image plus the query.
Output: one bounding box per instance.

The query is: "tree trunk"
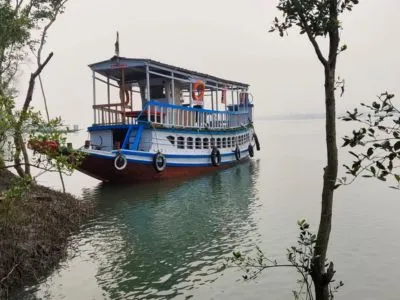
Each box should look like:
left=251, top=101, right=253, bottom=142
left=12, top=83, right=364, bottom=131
left=312, top=65, right=338, bottom=300
left=13, top=53, right=53, bottom=178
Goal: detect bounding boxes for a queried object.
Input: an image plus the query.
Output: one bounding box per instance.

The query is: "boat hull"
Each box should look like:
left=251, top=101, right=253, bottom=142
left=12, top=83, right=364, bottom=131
left=78, top=152, right=247, bottom=183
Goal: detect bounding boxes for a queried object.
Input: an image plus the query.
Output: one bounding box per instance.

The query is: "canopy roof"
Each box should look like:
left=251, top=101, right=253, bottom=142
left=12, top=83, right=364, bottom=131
left=88, top=56, right=249, bottom=89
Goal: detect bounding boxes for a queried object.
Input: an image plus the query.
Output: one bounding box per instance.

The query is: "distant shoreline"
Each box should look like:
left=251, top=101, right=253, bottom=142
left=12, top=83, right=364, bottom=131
left=255, top=113, right=325, bottom=121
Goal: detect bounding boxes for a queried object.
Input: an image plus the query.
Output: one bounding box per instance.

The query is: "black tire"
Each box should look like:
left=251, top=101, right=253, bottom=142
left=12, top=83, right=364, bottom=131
left=114, top=154, right=127, bottom=171
left=253, top=133, right=261, bottom=151
left=211, top=147, right=221, bottom=167
left=234, top=146, right=241, bottom=161
left=248, top=144, right=254, bottom=157
left=153, top=152, right=167, bottom=172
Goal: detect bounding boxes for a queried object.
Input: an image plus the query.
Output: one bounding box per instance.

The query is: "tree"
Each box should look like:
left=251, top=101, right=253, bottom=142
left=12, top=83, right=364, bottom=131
left=267, top=1, right=358, bottom=299
left=340, top=92, right=400, bottom=188
left=0, top=0, right=83, bottom=192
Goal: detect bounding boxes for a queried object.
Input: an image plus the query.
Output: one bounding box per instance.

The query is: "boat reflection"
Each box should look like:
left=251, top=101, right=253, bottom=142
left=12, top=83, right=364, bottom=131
left=32, top=160, right=261, bottom=300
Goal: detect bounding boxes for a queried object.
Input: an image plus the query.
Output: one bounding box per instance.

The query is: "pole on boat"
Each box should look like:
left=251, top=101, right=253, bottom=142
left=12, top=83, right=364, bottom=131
left=92, top=70, right=96, bottom=124
left=172, top=72, right=175, bottom=126
left=216, top=83, right=219, bottom=111
left=107, top=76, right=110, bottom=124
left=146, top=64, right=150, bottom=101
left=189, top=81, right=193, bottom=108
left=211, top=85, right=214, bottom=111
left=231, top=87, right=235, bottom=111
left=121, top=68, right=126, bottom=124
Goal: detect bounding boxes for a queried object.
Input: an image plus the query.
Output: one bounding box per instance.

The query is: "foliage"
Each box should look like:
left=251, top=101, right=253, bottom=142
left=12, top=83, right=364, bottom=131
left=28, top=115, right=86, bottom=176
left=228, top=220, right=343, bottom=300
left=266, top=1, right=359, bottom=299
left=0, top=0, right=78, bottom=185
left=1, top=111, right=85, bottom=177
left=340, top=92, right=400, bottom=188
left=0, top=94, right=15, bottom=152
left=269, top=0, right=359, bottom=38
left=0, top=0, right=67, bottom=93
left=0, top=175, right=31, bottom=216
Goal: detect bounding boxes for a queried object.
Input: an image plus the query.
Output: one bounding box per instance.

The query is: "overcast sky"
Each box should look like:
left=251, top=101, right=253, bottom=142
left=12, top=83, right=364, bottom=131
left=15, top=0, right=400, bottom=126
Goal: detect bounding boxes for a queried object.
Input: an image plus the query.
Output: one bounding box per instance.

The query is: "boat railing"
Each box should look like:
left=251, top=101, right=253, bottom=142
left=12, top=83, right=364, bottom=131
left=140, top=101, right=250, bottom=129
left=93, top=101, right=251, bottom=129
left=93, top=104, right=135, bottom=125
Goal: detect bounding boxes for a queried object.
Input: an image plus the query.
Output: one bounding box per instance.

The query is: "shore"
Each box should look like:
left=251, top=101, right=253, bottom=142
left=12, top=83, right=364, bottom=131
left=0, top=169, right=92, bottom=298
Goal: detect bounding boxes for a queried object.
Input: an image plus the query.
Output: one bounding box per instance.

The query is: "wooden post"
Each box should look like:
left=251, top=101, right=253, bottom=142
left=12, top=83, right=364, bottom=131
left=107, top=76, right=110, bottom=124
left=121, top=68, right=126, bottom=124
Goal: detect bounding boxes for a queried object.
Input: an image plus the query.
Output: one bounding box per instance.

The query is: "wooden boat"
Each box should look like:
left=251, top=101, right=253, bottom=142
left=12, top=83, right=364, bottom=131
left=77, top=56, right=260, bottom=182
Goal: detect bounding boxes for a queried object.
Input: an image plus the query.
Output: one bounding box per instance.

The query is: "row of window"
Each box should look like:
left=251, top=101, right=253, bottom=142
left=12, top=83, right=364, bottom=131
left=167, top=134, right=250, bottom=150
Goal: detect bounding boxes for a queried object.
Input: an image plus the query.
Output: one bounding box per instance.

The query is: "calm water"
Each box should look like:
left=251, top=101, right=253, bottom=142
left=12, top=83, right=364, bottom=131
left=15, top=119, right=400, bottom=299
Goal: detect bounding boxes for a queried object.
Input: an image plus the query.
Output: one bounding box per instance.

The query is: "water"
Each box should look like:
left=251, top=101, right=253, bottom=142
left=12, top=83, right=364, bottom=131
left=15, top=119, right=400, bottom=299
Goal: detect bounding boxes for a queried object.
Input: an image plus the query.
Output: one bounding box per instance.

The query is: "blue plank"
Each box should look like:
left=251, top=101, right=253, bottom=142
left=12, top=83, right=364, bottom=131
left=121, top=125, right=134, bottom=149
left=130, top=124, right=145, bottom=150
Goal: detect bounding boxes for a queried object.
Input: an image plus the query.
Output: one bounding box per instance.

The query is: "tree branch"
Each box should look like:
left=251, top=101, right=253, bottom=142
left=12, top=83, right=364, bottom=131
left=13, top=52, right=53, bottom=178
left=37, top=0, right=67, bottom=65
left=0, top=263, right=19, bottom=284
left=292, top=0, right=328, bottom=67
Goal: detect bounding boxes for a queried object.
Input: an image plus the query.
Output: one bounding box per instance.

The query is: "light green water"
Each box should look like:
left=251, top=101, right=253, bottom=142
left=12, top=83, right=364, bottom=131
left=14, top=119, right=400, bottom=299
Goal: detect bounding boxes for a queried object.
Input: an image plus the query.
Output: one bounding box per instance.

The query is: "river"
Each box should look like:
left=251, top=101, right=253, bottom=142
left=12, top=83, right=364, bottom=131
left=14, top=119, right=400, bottom=299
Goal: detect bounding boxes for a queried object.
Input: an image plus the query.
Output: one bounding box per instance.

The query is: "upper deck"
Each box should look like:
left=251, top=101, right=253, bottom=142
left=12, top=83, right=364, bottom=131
left=89, top=56, right=254, bottom=130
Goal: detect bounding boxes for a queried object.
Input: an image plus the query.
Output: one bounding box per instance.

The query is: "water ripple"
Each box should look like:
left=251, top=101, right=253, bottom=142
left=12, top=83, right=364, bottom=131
left=27, top=160, right=262, bottom=299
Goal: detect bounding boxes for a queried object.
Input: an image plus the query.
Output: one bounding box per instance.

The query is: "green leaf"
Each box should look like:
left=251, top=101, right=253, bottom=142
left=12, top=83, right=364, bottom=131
left=376, top=161, right=385, bottom=170
left=394, top=141, right=400, bottom=151
left=370, top=166, right=376, bottom=175
left=395, top=174, right=400, bottom=183
left=388, top=160, right=393, bottom=171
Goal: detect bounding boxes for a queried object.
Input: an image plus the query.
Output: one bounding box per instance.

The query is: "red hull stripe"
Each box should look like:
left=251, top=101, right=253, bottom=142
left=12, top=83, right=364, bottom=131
left=78, top=153, right=248, bottom=182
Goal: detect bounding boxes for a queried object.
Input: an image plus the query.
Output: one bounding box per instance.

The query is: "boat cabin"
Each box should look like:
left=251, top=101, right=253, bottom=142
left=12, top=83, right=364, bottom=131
left=89, top=56, right=254, bottom=128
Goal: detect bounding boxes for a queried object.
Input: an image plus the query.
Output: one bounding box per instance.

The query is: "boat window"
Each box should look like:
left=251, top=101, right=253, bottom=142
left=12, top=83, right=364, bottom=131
left=227, top=137, right=231, bottom=148
left=222, top=137, right=226, bottom=148
left=217, top=138, right=221, bottom=148
left=167, top=135, right=175, bottom=146
left=210, top=138, right=215, bottom=147
left=203, top=138, right=209, bottom=149
left=195, top=137, right=202, bottom=149
left=177, top=136, right=185, bottom=149
left=187, top=137, right=193, bottom=149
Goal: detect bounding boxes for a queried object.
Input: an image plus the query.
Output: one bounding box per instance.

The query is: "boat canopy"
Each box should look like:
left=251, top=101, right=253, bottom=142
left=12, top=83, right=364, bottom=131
left=89, top=56, right=249, bottom=90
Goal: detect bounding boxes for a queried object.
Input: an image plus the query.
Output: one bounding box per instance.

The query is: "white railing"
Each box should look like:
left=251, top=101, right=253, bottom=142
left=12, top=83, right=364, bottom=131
left=93, top=101, right=251, bottom=129
left=93, top=104, right=135, bottom=125
left=140, top=101, right=250, bottom=129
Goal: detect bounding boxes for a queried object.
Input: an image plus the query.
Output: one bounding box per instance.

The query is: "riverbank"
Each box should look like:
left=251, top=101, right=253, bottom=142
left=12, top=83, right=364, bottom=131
left=0, top=169, right=92, bottom=298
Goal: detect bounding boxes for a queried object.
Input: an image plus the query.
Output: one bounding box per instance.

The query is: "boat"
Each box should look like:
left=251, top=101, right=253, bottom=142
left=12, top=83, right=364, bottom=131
left=75, top=55, right=260, bottom=182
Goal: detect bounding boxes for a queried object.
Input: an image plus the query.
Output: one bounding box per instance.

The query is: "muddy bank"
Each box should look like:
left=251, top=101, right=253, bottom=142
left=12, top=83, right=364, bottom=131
left=0, top=169, right=92, bottom=298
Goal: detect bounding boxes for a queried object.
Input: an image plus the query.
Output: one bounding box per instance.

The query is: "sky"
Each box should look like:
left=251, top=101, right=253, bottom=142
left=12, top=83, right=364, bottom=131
left=15, top=0, right=400, bottom=127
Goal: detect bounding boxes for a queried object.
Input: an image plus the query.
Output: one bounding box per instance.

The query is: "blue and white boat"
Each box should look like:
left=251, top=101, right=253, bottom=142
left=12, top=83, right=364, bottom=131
left=78, top=55, right=260, bottom=182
